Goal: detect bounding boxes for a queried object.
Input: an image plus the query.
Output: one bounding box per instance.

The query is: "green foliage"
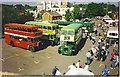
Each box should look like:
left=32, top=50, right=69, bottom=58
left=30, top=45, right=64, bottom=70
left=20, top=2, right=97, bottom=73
left=72, top=5, right=82, bottom=21
left=84, top=2, right=118, bottom=18
left=2, top=4, right=35, bottom=37
left=65, top=9, right=72, bottom=21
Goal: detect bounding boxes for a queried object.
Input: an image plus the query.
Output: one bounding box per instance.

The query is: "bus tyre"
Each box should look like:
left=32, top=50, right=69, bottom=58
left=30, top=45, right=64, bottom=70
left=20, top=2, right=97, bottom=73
left=10, top=41, right=14, bottom=47
left=29, top=46, right=35, bottom=52
left=51, top=41, right=54, bottom=46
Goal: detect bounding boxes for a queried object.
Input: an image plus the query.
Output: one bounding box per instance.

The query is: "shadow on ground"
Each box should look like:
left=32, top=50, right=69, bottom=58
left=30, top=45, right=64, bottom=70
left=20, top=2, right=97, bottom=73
left=72, top=37, right=87, bottom=56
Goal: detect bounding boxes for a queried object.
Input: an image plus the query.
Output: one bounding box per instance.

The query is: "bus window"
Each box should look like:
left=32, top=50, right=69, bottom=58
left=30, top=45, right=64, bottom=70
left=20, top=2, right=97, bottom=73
left=48, top=26, right=51, bottom=30
left=33, top=29, right=38, bottom=32
left=52, top=26, right=55, bottom=30
left=56, top=26, right=59, bottom=29
left=28, top=38, right=31, bottom=42
left=68, top=31, right=74, bottom=35
left=61, top=30, right=67, bottom=35
left=109, top=33, right=117, bottom=36
left=23, top=38, right=27, bottom=42
left=28, top=29, right=32, bottom=32
left=43, top=26, right=48, bottom=29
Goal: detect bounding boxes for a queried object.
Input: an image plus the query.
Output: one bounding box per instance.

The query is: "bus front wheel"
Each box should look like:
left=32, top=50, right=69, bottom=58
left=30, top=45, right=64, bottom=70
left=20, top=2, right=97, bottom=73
left=29, top=46, right=35, bottom=52
left=10, top=41, right=14, bottom=47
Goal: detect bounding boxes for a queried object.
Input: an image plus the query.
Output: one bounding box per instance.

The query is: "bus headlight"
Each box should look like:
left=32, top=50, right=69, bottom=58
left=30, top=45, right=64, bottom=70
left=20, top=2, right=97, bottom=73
left=72, top=49, right=75, bottom=52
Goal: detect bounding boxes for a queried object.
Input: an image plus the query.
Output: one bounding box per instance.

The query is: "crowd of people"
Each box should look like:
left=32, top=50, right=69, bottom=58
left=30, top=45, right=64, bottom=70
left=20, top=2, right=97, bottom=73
left=85, top=23, right=119, bottom=76
left=51, top=23, right=118, bottom=76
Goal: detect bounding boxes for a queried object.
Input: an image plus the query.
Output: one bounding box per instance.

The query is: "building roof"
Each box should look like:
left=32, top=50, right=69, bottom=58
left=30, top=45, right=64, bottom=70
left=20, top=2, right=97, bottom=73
left=47, top=11, right=62, bottom=17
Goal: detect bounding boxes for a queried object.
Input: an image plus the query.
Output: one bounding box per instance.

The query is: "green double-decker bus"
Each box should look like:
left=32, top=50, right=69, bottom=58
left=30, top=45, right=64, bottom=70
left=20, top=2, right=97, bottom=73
left=58, top=21, right=94, bottom=33
left=80, top=22, right=94, bottom=33
left=58, top=23, right=83, bottom=56
left=25, top=21, right=59, bottom=45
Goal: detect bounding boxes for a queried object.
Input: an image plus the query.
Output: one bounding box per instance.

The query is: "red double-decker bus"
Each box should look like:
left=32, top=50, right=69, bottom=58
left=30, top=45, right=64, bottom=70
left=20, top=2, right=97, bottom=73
left=4, top=23, right=43, bottom=52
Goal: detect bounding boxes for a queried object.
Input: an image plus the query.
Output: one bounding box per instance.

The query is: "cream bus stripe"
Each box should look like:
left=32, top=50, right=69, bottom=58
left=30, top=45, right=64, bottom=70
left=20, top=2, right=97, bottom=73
left=4, top=32, right=28, bottom=38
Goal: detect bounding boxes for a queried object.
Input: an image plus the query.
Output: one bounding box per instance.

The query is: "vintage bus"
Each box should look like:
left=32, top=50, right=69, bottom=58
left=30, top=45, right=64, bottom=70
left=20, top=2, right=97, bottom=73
left=58, top=23, right=83, bottom=56
left=58, top=21, right=94, bottom=33
left=79, top=22, right=94, bottom=33
left=25, top=21, right=59, bottom=45
left=4, top=23, right=43, bottom=52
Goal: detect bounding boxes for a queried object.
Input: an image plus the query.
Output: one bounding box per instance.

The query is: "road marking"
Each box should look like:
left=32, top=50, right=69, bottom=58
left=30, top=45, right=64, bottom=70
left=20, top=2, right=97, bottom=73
left=15, top=54, right=19, bottom=56
left=34, top=61, right=39, bottom=64
left=99, top=63, right=104, bottom=68
left=3, top=51, right=29, bottom=61
left=0, top=58, right=5, bottom=61
left=47, top=56, right=51, bottom=59
left=18, top=68, right=24, bottom=72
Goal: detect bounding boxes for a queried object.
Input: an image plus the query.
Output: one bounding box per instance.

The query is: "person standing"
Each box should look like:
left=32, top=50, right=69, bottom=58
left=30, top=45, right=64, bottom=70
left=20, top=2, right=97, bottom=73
left=76, top=60, right=81, bottom=68
left=102, top=65, right=110, bottom=76
left=52, top=66, right=59, bottom=76
left=86, top=50, right=92, bottom=65
left=68, top=63, right=77, bottom=69
left=89, top=33, right=92, bottom=40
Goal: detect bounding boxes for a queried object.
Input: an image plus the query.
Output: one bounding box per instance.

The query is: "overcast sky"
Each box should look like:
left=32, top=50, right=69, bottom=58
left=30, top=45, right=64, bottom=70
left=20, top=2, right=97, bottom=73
left=1, top=0, right=119, bottom=2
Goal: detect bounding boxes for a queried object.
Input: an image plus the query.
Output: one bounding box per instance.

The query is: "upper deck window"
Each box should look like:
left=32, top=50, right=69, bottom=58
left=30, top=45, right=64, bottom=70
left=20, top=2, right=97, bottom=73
left=68, top=31, right=74, bottom=35
left=61, top=30, right=67, bottom=35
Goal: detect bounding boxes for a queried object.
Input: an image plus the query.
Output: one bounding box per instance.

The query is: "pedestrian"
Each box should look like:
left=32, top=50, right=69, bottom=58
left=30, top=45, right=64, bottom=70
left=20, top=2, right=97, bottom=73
left=98, top=38, right=101, bottom=44
left=92, top=35, right=96, bottom=43
left=102, top=65, right=110, bottom=76
left=106, top=38, right=110, bottom=45
left=89, top=33, right=92, bottom=40
left=111, top=57, right=117, bottom=69
left=52, top=66, right=59, bottom=76
left=92, top=46, right=97, bottom=58
left=68, top=63, right=77, bottom=69
left=110, top=50, right=115, bottom=61
left=86, top=50, right=92, bottom=65
left=84, top=63, right=89, bottom=70
left=115, top=53, right=119, bottom=67
left=101, top=49, right=106, bottom=61
left=76, top=60, right=81, bottom=68
left=95, top=29, right=97, bottom=36
left=101, top=39, right=104, bottom=46
left=113, top=41, right=117, bottom=48
left=105, top=43, right=109, bottom=56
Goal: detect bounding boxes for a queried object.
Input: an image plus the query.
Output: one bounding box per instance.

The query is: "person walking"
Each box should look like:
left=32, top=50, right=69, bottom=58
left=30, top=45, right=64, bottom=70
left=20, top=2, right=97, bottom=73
left=102, top=65, right=110, bottom=76
left=110, top=50, right=115, bottom=61
left=86, top=50, right=92, bottom=65
left=101, top=49, right=106, bottom=61
left=89, top=33, right=92, bottom=40
left=52, top=66, right=59, bottom=76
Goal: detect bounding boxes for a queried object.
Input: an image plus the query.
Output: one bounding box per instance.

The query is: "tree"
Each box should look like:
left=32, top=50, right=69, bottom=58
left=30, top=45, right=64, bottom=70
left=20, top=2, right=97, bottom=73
left=72, top=5, right=82, bottom=21
left=65, top=9, right=72, bottom=21
left=84, top=2, right=106, bottom=18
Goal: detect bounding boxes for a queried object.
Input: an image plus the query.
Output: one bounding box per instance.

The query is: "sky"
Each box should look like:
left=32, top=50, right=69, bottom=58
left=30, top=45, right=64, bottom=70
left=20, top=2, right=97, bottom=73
left=1, top=0, right=119, bottom=2
left=1, top=0, right=119, bottom=6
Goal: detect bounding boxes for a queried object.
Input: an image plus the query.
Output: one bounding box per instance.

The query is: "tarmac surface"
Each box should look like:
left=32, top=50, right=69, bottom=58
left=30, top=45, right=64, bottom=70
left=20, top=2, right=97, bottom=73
left=1, top=20, right=119, bottom=76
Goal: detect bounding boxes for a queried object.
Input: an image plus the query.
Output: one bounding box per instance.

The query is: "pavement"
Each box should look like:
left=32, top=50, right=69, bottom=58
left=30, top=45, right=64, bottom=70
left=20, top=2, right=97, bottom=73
left=0, top=20, right=119, bottom=76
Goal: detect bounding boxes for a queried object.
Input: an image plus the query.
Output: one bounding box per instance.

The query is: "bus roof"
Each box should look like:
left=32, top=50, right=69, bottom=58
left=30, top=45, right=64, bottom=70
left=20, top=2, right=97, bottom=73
left=58, top=21, right=72, bottom=25
left=61, top=23, right=82, bottom=31
left=5, top=23, right=39, bottom=29
left=25, top=21, right=58, bottom=27
left=58, top=21, right=93, bottom=26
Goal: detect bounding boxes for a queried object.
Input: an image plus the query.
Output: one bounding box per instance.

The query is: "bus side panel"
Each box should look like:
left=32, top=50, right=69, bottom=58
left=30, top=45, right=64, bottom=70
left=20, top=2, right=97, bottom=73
left=4, top=34, right=10, bottom=44
left=19, top=41, right=29, bottom=49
